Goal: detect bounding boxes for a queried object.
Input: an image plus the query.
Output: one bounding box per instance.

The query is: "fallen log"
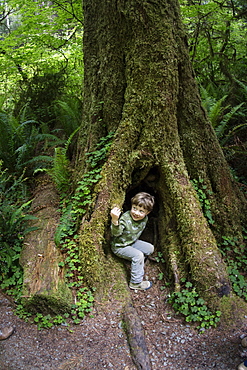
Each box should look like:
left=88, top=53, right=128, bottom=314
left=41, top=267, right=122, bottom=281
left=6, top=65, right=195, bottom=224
left=19, top=174, right=72, bottom=314
left=123, top=302, right=152, bottom=370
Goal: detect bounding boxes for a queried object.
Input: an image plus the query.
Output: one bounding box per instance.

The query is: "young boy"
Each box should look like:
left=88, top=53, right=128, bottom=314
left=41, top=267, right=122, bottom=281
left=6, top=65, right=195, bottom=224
left=110, top=192, right=155, bottom=291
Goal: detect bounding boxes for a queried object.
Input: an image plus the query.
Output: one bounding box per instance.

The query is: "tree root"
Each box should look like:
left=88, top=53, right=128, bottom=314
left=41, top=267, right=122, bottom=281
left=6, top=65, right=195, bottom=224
left=123, top=302, right=152, bottom=370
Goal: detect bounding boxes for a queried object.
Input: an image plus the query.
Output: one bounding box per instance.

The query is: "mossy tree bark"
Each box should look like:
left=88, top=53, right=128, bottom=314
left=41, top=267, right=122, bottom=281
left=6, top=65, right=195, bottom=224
left=75, top=0, right=247, bottom=317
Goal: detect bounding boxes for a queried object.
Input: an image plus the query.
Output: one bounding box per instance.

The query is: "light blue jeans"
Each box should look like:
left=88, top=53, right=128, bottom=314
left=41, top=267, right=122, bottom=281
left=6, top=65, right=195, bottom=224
left=113, top=240, right=154, bottom=284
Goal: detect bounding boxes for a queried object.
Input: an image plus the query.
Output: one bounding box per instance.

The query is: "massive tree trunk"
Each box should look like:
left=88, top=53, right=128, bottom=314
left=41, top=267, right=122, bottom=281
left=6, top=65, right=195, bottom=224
left=75, top=0, right=247, bottom=318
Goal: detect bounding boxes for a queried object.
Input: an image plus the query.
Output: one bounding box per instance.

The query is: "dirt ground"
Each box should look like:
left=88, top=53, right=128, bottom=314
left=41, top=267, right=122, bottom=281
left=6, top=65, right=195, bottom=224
left=1, top=259, right=247, bottom=370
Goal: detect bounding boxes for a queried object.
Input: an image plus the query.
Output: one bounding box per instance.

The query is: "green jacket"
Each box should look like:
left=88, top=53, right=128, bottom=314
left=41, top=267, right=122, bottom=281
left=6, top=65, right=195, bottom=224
left=111, top=211, right=148, bottom=251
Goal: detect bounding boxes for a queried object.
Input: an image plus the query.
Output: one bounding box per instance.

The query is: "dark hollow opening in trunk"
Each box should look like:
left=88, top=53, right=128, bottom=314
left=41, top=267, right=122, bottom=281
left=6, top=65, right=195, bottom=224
left=123, top=166, right=160, bottom=247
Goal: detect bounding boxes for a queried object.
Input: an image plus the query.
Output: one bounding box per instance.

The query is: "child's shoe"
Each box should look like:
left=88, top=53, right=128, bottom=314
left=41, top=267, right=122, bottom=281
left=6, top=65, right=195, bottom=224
left=238, top=360, right=247, bottom=370
left=129, top=280, right=152, bottom=290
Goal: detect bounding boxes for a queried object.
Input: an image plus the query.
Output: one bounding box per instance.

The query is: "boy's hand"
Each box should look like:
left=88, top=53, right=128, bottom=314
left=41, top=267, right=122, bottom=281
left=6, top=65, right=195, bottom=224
left=110, top=206, right=121, bottom=225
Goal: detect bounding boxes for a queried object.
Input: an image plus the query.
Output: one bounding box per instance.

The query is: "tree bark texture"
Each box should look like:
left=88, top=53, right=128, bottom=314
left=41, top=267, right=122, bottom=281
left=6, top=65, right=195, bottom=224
left=123, top=302, right=152, bottom=370
left=75, top=0, right=247, bottom=317
left=20, top=175, right=72, bottom=314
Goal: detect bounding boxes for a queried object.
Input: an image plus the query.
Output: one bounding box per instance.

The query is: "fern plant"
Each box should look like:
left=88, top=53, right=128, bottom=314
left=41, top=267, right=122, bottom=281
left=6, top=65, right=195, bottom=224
left=200, top=88, right=228, bottom=127
left=0, top=110, right=20, bottom=170
left=53, top=98, right=82, bottom=137
left=214, top=103, right=245, bottom=144
left=200, top=87, right=246, bottom=147
left=34, top=126, right=80, bottom=197
left=48, top=146, right=71, bottom=195
left=0, top=107, right=64, bottom=175
left=0, top=162, right=36, bottom=298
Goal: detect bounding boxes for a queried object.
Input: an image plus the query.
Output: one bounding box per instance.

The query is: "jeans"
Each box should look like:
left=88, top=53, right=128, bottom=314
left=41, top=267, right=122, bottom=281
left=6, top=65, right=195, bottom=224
left=113, top=240, right=154, bottom=284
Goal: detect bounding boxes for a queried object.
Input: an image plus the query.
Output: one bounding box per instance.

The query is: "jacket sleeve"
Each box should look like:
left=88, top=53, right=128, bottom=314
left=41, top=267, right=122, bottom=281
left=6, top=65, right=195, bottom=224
left=110, top=216, right=126, bottom=237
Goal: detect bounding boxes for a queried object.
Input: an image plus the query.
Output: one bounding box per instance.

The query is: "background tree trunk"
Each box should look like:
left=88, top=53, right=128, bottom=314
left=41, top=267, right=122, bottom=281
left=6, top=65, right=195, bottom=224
left=76, top=0, right=247, bottom=319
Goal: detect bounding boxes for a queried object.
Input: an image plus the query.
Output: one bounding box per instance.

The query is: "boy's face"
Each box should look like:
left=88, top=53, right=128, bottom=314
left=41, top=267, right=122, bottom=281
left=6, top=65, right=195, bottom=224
left=130, top=205, right=149, bottom=222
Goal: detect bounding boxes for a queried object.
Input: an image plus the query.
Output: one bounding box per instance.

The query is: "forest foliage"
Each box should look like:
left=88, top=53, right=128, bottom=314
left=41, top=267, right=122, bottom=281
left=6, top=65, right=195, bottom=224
left=0, top=0, right=247, bottom=324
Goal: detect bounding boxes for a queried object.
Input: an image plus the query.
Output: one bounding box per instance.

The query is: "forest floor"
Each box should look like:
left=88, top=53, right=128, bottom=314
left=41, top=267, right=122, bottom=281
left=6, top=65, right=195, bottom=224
left=1, top=259, right=247, bottom=370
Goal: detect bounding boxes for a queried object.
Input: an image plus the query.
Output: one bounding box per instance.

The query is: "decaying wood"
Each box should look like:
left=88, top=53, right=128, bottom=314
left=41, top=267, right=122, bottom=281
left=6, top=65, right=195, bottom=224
left=123, top=302, right=152, bottom=370
left=19, top=174, right=72, bottom=314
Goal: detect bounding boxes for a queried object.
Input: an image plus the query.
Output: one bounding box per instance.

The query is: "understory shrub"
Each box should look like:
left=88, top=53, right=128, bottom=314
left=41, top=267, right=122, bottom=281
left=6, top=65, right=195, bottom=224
left=168, top=281, right=221, bottom=330
left=0, top=163, right=36, bottom=298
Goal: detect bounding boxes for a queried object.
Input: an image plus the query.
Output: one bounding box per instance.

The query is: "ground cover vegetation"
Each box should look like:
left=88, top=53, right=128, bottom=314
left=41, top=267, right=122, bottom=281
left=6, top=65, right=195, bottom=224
left=0, top=0, right=247, bottom=330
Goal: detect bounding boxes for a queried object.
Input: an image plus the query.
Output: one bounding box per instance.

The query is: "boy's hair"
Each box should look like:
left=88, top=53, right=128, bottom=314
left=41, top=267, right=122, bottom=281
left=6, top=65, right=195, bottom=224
left=131, top=192, right=155, bottom=212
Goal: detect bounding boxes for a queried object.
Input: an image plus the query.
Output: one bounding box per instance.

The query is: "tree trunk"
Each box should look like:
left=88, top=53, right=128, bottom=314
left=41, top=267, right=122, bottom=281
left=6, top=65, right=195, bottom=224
left=75, top=0, right=247, bottom=319
left=20, top=174, right=72, bottom=314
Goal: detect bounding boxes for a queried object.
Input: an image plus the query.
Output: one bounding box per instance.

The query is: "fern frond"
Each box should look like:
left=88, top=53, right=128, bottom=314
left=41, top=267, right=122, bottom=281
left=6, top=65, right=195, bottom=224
left=200, top=86, right=216, bottom=113
left=0, top=112, right=18, bottom=168
left=208, top=95, right=228, bottom=128
left=18, top=103, right=34, bottom=123
left=234, top=78, right=247, bottom=95
left=220, top=122, right=247, bottom=146
left=53, top=99, right=82, bottom=136
left=35, top=133, right=65, bottom=147
left=48, top=147, right=71, bottom=195
left=215, top=103, right=244, bottom=140
left=64, top=126, right=80, bottom=153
